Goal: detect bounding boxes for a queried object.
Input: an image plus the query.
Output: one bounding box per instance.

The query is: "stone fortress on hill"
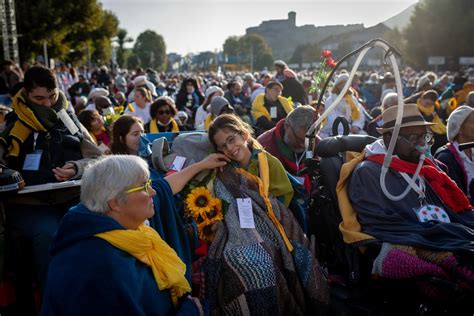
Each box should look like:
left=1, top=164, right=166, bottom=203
left=245, top=10, right=413, bottom=65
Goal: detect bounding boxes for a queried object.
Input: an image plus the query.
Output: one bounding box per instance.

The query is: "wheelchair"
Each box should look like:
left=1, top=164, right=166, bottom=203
left=305, top=131, right=474, bottom=315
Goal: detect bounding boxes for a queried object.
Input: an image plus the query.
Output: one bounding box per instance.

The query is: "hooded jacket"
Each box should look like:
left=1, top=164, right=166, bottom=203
left=40, top=203, right=198, bottom=316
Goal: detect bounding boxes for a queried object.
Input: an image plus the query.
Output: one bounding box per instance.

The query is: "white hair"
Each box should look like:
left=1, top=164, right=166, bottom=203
left=382, top=92, right=398, bottom=110
left=80, top=155, right=150, bottom=214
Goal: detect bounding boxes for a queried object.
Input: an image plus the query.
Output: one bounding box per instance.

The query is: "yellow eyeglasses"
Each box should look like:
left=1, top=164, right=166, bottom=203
left=125, top=179, right=152, bottom=195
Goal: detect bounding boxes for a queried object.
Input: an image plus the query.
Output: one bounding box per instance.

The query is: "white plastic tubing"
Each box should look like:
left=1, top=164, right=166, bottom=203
left=305, top=39, right=425, bottom=201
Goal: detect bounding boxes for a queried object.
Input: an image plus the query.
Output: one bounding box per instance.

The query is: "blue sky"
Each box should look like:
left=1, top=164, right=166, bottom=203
left=100, top=0, right=418, bottom=55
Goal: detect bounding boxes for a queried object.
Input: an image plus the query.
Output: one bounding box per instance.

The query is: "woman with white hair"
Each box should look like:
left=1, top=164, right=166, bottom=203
left=435, top=106, right=474, bottom=204
left=319, top=73, right=366, bottom=138
left=41, top=155, right=204, bottom=315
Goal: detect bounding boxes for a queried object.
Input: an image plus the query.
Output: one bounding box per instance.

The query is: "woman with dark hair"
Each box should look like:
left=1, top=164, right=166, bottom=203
left=110, top=115, right=144, bottom=155
left=145, top=96, right=183, bottom=133
left=175, top=78, right=204, bottom=114
left=203, top=114, right=329, bottom=313
left=78, top=109, right=110, bottom=148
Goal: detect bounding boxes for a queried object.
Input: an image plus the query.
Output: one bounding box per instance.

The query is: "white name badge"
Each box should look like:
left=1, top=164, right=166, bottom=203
left=294, top=176, right=305, bottom=186
left=57, top=109, right=79, bottom=135
left=270, top=107, right=277, bottom=119
left=169, top=156, right=186, bottom=171
left=237, top=198, right=255, bottom=229
left=23, top=150, right=43, bottom=171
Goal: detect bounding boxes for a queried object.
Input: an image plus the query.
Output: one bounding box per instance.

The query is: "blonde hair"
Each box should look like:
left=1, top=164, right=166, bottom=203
left=135, top=87, right=152, bottom=102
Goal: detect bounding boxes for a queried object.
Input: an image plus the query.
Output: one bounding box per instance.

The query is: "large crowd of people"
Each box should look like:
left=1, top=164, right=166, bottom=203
left=0, top=57, right=473, bottom=315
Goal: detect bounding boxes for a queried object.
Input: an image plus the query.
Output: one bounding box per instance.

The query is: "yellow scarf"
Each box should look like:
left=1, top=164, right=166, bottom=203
left=3, top=90, right=68, bottom=157
left=149, top=118, right=180, bottom=133
left=417, top=100, right=447, bottom=134
left=95, top=223, right=191, bottom=306
left=235, top=151, right=293, bottom=252
left=204, top=114, right=213, bottom=131
left=344, top=94, right=360, bottom=121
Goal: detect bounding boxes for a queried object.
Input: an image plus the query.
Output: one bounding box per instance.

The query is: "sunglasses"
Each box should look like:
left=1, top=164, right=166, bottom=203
left=158, top=110, right=171, bottom=115
left=125, top=179, right=152, bottom=195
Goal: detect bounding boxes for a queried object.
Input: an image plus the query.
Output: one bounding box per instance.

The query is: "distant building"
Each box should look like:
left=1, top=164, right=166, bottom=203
left=318, top=23, right=391, bottom=67
left=246, top=12, right=363, bottom=60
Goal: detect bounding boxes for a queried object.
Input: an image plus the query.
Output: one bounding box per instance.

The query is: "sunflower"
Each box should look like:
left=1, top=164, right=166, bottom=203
left=186, top=187, right=215, bottom=216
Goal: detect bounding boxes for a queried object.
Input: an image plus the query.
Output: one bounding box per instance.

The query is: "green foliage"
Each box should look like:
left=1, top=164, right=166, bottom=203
left=404, top=0, right=474, bottom=68
left=16, top=0, right=119, bottom=65
left=222, top=33, right=274, bottom=70
left=289, top=42, right=322, bottom=66
left=127, top=53, right=141, bottom=69
left=133, top=30, right=167, bottom=71
left=115, top=28, right=134, bottom=68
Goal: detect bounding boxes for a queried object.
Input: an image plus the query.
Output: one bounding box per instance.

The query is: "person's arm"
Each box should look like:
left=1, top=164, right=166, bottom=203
left=165, top=153, right=229, bottom=195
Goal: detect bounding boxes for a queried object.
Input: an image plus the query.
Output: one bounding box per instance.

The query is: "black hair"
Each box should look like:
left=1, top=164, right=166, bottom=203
left=150, top=97, right=177, bottom=118
left=24, top=65, right=57, bottom=92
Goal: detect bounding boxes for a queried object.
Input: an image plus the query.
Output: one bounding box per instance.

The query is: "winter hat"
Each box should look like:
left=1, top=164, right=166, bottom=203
left=334, top=73, right=350, bottom=87
left=209, top=96, right=233, bottom=117
left=283, top=68, right=297, bottom=79
left=88, top=88, right=109, bottom=100
left=205, top=86, right=224, bottom=99
left=447, top=105, right=474, bottom=141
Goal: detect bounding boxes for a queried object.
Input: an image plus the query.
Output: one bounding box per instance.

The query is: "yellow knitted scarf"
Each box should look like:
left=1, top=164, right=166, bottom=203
left=95, top=223, right=191, bottom=306
left=149, top=118, right=180, bottom=133
left=417, top=100, right=447, bottom=135
left=204, top=114, right=213, bottom=131
left=344, top=94, right=361, bottom=121
left=2, top=89, right=68, bottom=157
left=235, top=151, right=293, bottom=252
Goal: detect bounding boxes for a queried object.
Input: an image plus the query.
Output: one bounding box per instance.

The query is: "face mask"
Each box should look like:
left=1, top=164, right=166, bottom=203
left=102, top=106, right=115, bottom=116
left=138, top=134, right=152, bottom=159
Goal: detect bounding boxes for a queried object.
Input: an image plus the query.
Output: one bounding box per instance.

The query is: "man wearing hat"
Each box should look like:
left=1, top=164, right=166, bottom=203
left=435, top=106, right=474, bottom=203
left=274, top=60, right=288, bottom=83
left=345, top=104, right=474, bottom=254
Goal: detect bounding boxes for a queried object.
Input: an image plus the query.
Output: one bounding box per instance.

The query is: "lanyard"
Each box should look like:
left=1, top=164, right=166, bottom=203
left=294, top=151, right=306, bottom=174
left=33, top=132, right=39, bottom=151
left=400, top=172, right=426, bottom=204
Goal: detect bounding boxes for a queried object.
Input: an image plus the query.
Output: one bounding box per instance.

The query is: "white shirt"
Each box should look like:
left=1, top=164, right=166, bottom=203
left=194, top=105, right=208, bottom=130
left=124, top=102, right=151, bottom=124
left=319, top=93, right=366, bottom=139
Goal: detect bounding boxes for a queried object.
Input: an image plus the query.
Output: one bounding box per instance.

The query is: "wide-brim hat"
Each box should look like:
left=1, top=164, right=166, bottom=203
left=376, top=103, right=436, bottom=133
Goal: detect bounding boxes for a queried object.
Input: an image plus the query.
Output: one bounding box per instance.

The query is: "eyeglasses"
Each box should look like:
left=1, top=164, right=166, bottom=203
left=158, top=110, right=171, bottom=115
left=125, top=179, right=152, bottom=195
left=397, top=132, right=434, bottom=146
left=216, top=133, right=240, bottom=152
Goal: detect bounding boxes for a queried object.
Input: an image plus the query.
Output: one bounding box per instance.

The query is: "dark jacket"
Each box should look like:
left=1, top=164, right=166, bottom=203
left=435, top=144, right=474, bottom=205
left=40, top=203, right=198, bottom=316
left=282, top=77, right=307, bottom=105
left=349, top=159, right=474, bottom=252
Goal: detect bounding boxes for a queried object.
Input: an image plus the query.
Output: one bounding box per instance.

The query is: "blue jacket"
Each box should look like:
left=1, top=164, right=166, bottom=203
left=40, top=203, right=198, bottom=316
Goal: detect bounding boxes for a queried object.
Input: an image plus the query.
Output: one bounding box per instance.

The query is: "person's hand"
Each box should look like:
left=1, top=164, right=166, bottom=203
left=199, top=153, right=230, bottom=171
left=188, top=296, right=204, bottom=316
left=52, top=163, right=77, bottom=182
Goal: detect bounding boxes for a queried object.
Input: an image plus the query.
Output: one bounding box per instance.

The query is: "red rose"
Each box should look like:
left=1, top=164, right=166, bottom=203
left=321, top=50, right=332, bottom=58
left=327, top=57, right=337, bottom=69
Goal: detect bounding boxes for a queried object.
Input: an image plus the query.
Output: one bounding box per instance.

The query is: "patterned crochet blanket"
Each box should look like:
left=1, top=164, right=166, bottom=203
left=372, top=243, right=474, bottom=298
left=204, top=165, right=329, bottom=315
